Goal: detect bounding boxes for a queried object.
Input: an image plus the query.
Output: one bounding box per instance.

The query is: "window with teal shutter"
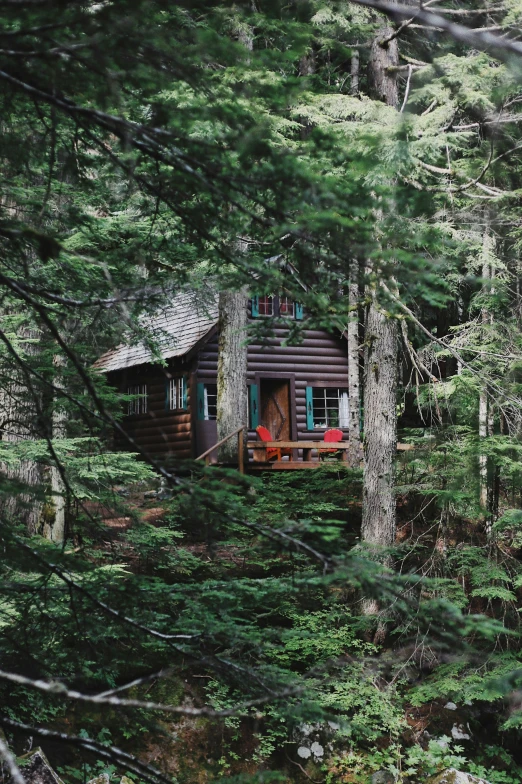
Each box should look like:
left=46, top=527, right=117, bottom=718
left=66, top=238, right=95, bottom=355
left=196, top=382, right=205, bottom=420
left=295, top=303, right=303, bottom=320
left=251, top=296, right=259, bottom=318
left=249, top=384, right=259, bottom=429
left=182, top=375, right=188, bottom=409
left=305, top=386, right=314, bottom=430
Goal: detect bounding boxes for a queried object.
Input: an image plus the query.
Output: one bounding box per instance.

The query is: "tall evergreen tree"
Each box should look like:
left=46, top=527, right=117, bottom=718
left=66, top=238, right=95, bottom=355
left=2, top=4, right=522, bottom=781
left=361, top=6, right=400, bottom=566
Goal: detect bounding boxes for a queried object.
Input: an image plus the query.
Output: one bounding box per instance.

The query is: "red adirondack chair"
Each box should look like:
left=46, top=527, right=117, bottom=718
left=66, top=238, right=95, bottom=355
left=255, top=426, right=293, bottom=461
left=318, top=428, right=344, bottom=460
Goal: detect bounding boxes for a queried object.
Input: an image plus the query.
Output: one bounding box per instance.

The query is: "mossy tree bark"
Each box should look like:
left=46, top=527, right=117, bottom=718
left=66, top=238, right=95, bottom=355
left=43, top=358, right=67, bottom=544
left=361, top=6, right=400, bottom=609
left=362, top=304, right=398, bottom=551
left=217, top=288, right=248, bottom=464
left=0, top=328, right=45, bottom=535
left=347, top=261, right=363, bottom=467
left=479, top=227, right=495, bottom=539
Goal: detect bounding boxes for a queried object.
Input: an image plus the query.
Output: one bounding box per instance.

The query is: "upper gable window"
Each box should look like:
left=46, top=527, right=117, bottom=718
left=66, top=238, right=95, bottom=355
left=279, top=297, right=294, bottom=318
left=252, top=294, right=274, bottom=316
left=251, top=295, right=302, bottom=319
left=127, top=385, right=148, bottom=415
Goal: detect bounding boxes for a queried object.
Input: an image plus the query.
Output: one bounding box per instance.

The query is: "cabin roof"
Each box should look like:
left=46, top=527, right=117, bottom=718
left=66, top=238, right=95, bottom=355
left=93, top=293, right=218, bottom=372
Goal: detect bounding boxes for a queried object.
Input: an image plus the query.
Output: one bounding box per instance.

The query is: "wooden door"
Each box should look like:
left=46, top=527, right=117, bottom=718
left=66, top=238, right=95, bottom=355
left=260, top=379, right=291, bottom=440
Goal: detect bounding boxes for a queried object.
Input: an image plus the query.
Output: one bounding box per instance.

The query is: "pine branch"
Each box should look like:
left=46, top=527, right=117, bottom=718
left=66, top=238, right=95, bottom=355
left=380, top=281, right=522, bottom=412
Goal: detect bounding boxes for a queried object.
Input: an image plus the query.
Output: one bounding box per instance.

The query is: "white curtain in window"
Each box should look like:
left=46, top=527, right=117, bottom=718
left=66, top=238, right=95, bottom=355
left=203, top=386, right=209, bottom=419
left=339, top=391, right=349, bottom=428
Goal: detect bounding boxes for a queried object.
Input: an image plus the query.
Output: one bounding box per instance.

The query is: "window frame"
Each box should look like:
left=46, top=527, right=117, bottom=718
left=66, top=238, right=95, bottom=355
left=306, top=386, right=349, bottom=430
left=196, top=381, right=217, bottom=421
left=127, top=384, right=148, bottom=416
left=278, top=296, right=295, bottom=318
left=168, top=375, right=188, bottom=411
left=203, top=382, right=217, bottom=420
left=251, top=295, right=302, bottom=320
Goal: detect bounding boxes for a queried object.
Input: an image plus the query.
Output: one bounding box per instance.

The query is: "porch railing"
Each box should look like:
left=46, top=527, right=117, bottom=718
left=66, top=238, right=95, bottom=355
left=196, top=426, right=245, bottom=473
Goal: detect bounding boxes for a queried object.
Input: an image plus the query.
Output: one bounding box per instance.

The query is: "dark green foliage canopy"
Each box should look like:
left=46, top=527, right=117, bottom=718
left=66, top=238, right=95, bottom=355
left=2, top=2, right=522, bottom=783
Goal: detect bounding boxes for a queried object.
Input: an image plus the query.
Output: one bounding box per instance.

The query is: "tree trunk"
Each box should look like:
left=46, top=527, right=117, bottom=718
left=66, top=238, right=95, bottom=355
left=516, top=260, right=522, bottom=326
left=1, top=421, right=45, bottom=535
left=478, top=388, right=488, bottom=509
left=362, top=303, right=398, bottom=550
left=47, top=462, right=66, bottom=543
left=350, top=50, right=360, bottom=95
left=361, top=9, right=399, bottom=557
left=217, top=288, right=248, bottom=464
left=368, top=25, right=399, bottom=107
left=347, top=262, right=362, bottom=466
left=0, top=327, right=45, bottom=535
left=479, top=228, right=495, bottom=539
left=42, top=359, right=67, bottom=544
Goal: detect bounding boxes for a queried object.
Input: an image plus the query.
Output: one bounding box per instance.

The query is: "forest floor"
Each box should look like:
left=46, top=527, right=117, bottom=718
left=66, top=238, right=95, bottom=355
left=50, top=466, right=522, bottom=784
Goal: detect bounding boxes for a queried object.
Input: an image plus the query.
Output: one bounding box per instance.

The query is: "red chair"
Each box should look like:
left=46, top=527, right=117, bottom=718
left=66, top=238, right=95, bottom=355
left=318, top=428, right=344, bottom=460
left=255, top=426, right=293, bottom=461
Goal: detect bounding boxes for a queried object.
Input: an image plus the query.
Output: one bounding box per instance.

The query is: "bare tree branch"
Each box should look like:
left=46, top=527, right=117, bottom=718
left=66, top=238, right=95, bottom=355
left=0, top=735, right=25, bottom=784
left=0, top=717, right=173, bottom=784
left=0, top=667, right=303, bottom=717
left=349, top=0, right=522, bottom=62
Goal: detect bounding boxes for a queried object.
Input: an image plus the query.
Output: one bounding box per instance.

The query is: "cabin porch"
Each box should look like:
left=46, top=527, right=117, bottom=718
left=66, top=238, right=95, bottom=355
left=196, top=430, right=413, bottom=472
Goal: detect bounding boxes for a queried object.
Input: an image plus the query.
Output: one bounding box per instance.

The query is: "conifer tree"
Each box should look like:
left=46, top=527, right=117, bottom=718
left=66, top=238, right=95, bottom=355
left=2, top=4, right=522, bottom=781
left=361, top=7, right=400, bottom=563
left=217, top=287, right=249, bottom=463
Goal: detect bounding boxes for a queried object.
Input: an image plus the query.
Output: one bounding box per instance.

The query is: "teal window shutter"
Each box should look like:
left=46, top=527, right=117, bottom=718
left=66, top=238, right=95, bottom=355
left=305, top=386, right=314, bottom=430
left=182, top=376, right=188, bottom=409
left=249, top=384, right=259, bottom=429
left=251, top=296, right=259, bottom=318
left=295, top=303, right=303, bottom=320
left=196, top=382, right=205, bottom=420
left=165, top=379, right=170, bottom=411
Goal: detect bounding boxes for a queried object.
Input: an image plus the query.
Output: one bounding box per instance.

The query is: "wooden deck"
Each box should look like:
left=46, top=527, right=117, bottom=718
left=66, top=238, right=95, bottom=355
left=197, top=434, right=414, bottom=472
left=246, top=440, right=413, bottom=470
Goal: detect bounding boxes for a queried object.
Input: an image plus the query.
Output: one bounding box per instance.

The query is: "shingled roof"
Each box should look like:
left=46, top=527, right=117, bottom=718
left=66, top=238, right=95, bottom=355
left=93, top=292, right=218, bottom=372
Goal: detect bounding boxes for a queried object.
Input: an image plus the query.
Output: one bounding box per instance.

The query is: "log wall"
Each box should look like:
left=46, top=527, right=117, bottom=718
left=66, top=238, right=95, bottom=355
left=197, top=326, right=349, bottom=445
left=109, top=362, right=194, bottom=460
left=107, top=324, right=349, bottom=461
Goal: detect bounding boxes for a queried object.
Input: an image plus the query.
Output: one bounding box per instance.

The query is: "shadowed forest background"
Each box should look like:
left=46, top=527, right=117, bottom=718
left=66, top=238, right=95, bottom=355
left=3, top=1, right=522, bottom=783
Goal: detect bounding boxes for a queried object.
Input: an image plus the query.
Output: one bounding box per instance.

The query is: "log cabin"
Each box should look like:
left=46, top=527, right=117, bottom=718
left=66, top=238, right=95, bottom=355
left=94, top=291, right=350, bottom=463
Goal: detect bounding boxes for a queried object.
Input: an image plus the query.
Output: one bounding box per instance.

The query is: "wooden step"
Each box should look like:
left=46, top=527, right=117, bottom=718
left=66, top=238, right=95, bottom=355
left=249, top=460, right=349, bottom=470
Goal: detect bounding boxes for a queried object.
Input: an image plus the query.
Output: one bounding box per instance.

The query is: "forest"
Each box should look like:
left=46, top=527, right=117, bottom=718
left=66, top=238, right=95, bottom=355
left=2, top=1, right=522, bottom=783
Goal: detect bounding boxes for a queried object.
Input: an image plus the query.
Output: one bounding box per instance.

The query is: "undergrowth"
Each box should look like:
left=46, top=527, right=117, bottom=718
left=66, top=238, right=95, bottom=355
left=2, top=465, right=522, bottom=783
